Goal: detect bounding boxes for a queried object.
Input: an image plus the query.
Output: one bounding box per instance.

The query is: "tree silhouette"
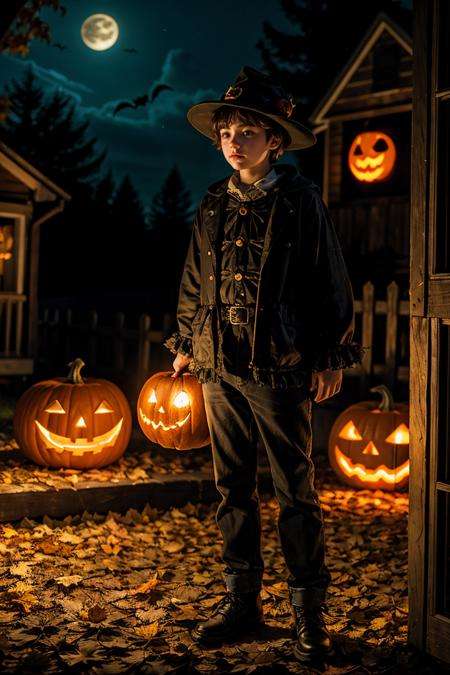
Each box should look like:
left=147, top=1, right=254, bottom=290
left=106, top=174, right=147, bottom=292
left=147, top=165, right=193, bottom=310
left=256, top=1, right=412, bottom=120
left=1, top=68, right=106, bottom=195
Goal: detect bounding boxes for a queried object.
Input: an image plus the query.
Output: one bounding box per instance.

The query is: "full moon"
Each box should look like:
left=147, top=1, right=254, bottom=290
left=81, top=14, right=119, bottom=51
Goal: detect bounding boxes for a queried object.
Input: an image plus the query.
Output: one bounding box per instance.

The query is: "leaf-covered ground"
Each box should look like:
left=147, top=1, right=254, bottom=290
left=0, top=475, right=441, bottom=673
left=0, top=430, right=213, bottom=492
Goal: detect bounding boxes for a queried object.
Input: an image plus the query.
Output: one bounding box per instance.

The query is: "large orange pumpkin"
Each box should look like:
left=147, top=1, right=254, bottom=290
left=328, top=385, right=409, bottom=491
left=348, top=131, right=396, bottom=183
left=137, top=371, right=210, bottom=450
left=13, top=358, right=132, bottom=469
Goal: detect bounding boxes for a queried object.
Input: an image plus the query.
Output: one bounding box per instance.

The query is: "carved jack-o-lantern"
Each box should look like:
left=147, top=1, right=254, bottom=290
left=0, top=224, right=13, bottom=275
left=348, top=131, right=397, bottom=183
left=328, top=385, right=409, bottom=491
left=13, top=358, right=132, bottom=469
left=137, top=371, right=210, bottom=450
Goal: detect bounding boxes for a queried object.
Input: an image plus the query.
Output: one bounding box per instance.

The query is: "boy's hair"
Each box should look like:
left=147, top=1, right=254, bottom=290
left=211, top=106, right=291, bottom=163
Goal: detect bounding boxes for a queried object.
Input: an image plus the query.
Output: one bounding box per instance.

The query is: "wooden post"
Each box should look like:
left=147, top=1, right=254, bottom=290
left=15, top=298, right=23, bottom=356
left=385, top=280, right=399, bottom=392
left=361, top=281, right=374, bottom=395
left=138, top=314, right=151, bottom=388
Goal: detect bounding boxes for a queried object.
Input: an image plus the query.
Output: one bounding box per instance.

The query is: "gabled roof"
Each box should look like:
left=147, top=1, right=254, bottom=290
left=0, top=141, right=71, bottom=202
left=310, top=12, right=412, bottom=126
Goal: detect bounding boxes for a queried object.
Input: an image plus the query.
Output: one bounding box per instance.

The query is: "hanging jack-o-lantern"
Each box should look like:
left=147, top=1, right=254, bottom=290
left=328, top=384, right=409, bottom=491
left=348, top=131, right=397, bottom=183
left=13, top=358, right=132, bottom=469
left=137, top=371, right=210, bottom=450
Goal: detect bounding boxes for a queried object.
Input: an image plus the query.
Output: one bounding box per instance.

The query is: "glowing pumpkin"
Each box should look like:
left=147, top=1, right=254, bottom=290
left=328, top=384, right=409, bottom=491
left=13, top=358, right=132, bottom=469
left=0, top=224, right=13, bottom=275
left=348, top=131, right=396, bottom=183
left=137, top=371, right=210, bottom=450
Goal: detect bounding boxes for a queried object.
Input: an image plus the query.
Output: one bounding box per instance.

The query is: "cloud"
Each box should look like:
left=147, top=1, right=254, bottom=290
left=3, top=54, right=94, bottom=101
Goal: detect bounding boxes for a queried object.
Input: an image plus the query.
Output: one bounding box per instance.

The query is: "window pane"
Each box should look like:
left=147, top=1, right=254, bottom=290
left=434, top=98, right=450, bottom=272
left=435, top=490, right=450, bottom=618
left=438, top=0, right=450, bottom=91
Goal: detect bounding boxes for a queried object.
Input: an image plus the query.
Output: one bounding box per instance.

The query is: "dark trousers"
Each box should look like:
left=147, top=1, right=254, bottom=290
left=202, top=371, right=332, bottom=599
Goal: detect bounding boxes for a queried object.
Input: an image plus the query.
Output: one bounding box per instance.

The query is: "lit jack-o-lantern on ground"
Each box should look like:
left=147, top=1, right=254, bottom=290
left=0, top=224, right=13, bottom=275
left=328, top=384, right=409, bottom=491
left=138, top=371, right=210, bottom=450
left=13, top=358, right=132, bottom=469
left=348, top=131, right=397, bottom=183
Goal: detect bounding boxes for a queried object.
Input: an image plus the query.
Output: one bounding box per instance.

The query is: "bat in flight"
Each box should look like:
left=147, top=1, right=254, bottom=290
left=123, top=48, right=139, bottom=54
left=51, top=42, right=67, bottom=50
left=113, top=84, right=173, bottom=116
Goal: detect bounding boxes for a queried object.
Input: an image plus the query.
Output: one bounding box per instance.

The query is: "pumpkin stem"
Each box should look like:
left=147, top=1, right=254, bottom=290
left=369, top=384, right=394, bottom=411
left=67, top=358, right=86, bottom=384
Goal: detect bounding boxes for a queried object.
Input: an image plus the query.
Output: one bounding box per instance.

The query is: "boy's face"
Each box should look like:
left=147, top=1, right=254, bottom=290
left=219, top=120, right=280, bottom=172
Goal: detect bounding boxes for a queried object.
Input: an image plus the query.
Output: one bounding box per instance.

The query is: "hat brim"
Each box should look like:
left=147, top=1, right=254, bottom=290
left=187, top=101, right=316, bottom=150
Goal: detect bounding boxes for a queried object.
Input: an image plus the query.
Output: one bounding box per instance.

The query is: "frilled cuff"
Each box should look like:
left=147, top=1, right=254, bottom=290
left=307, top=341, right=370, bottom=372
left=163, top=331, right=193, bottom=358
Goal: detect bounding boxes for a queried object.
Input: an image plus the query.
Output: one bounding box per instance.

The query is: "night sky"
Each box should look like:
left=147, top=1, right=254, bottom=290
left=0, top=0, right=296, bottom=211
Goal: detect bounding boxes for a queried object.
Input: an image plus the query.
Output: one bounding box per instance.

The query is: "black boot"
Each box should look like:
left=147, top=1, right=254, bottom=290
left=289, top=587, right=334, bottom=663
left=191, top=590, right=264, bottom=645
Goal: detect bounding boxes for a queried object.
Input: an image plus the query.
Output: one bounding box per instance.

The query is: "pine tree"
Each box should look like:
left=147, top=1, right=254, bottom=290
left=106, top=174, right=147, bottom=291
left=1, top=67, right=106, bottom=194
left=147, top=165, right=193, bottom=310
left=256, top=0, right=412, bottom=120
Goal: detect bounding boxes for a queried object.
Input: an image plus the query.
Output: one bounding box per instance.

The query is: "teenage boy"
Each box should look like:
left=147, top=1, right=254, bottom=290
left=164, top=65, right=365, bottom=663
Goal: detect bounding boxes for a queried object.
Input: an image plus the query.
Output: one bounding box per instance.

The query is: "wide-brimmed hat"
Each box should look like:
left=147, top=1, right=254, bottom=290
left=187, top=65, right=316, bottom=151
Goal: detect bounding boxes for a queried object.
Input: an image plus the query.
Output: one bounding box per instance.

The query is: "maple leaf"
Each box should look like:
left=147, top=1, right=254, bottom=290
left=55, top=575, right=83, bottom=588
left=135, top=621, right=159, bottom=639
left=130, top=573, right=159, bottom=596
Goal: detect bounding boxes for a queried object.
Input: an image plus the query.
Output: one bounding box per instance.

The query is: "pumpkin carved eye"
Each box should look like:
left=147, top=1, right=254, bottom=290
left=173, top=392, right=190, bottom=408
left=338, top=420, right=363, bottom=441
left=353, top=145, right=363, bottom=156
left=94, top=401, right=114, bottom=414
left=148, top=390, right=157, bottom=404
left=385, top=423, right=409, bottom=444
left=373, top=137, right=388, bottom=152
left=45, top=400, right=66, bottom=414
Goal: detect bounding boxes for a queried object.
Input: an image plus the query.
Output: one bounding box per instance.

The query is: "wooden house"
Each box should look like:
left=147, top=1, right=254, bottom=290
left=0, top=141, right=70, bottom=376
left=309, top=13, right=412, bottom=297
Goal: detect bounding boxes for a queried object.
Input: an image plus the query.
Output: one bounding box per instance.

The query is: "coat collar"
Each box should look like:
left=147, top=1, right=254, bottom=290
left=205, top=163, right=319, bottom=198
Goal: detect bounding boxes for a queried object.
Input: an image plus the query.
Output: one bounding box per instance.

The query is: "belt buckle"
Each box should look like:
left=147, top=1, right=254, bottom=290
left=229, top=305, right=249, bottom=325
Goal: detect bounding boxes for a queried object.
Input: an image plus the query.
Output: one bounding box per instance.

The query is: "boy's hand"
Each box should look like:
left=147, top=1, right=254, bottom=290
left=171, top=353, right=192, bottom=378
left=310, top=368, right=343, bottom=402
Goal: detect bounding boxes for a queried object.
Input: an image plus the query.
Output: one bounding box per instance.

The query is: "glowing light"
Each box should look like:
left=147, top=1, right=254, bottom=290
left=173, top=391, right=190, bottom=408
left=338, top=420, right=363, bottom=441
left=335, top=446, right=410, bottom=485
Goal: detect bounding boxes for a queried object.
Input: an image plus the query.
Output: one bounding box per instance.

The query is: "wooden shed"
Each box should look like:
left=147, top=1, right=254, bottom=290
left=309, top=13, right=412, bottom=297
left=0, top=141, right=70, bottom=376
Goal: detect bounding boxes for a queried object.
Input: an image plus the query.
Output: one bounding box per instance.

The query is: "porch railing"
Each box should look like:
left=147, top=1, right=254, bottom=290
left=0, top=293, right=26, bottom=357
left=38, top=280, right=409, bottom=398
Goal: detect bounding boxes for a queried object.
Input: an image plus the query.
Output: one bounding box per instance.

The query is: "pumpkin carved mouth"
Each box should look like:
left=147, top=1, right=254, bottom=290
left=34, top=418, right=123, bottom=455
left=138, top=408, right=190, bottom=431
left=334, top=445, right=410, bottom=486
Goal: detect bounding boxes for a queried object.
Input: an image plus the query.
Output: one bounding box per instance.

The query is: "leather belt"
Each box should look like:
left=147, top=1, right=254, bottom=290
left=220, top=305, right=256, bottom=325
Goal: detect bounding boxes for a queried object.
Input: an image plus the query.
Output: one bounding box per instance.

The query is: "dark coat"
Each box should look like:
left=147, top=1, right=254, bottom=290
left=164, top=164, right=367, bottom=389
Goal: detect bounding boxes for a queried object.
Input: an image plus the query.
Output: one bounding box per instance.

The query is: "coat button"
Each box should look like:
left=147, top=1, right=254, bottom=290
left=239, top=206, right=248, bottom=216
left=207, top=250, right=211, bottom=255
left=234, top=272, right=243, bottom=281
left=209, top=274, right=214, bottom=280
left=235, top=238, right=244, bottom=247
